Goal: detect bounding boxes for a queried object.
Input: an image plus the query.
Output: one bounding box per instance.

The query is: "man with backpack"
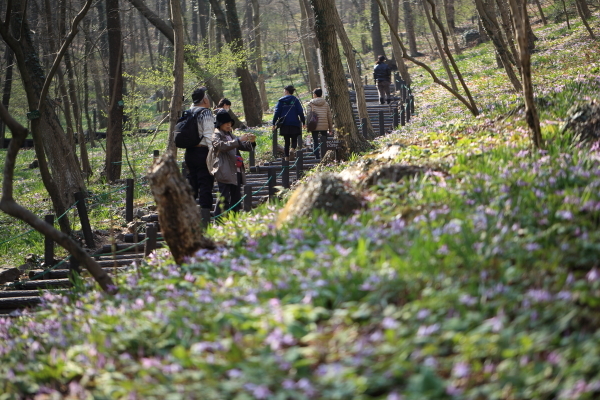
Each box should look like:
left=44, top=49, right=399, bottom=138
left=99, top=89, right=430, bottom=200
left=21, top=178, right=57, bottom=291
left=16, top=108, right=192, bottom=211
left=178, top=87, right=216, bottom=217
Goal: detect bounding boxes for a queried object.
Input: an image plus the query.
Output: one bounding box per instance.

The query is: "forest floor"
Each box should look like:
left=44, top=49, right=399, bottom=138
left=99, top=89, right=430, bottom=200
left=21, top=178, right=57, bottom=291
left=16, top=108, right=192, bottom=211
left=1, top=15, right=600, bottom=400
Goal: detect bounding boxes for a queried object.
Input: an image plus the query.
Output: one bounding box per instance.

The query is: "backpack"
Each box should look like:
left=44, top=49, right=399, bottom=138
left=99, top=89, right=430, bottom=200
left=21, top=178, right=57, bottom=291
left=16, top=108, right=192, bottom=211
left=174, top=108, right=202, bottom=148
left=306, top=104, right=319, bottom=131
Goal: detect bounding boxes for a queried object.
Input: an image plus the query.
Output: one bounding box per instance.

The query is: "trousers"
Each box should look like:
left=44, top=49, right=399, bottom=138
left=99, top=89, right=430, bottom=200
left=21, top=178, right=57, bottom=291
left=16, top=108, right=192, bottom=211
left=214, top=173, right=243, bottom=217
left=185, top=146, right=215, bottom=209
left=311, top=130, right=327, bottom=159
left=376, top=80, right=391, bottom=104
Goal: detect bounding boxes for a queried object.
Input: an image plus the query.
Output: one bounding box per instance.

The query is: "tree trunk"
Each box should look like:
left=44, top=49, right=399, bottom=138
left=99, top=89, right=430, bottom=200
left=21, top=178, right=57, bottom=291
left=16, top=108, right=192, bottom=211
left=251, top=0, right=270, bottom=112
left=0, top=49, right=14, bottom=148
left=422, top=0, right=457, bottom=91
left=0, top=102, right=117, bottom=294
left=442, top=0, right=461, bottom=54
left=370, top=0, right=387, bottom=61
left=495, top=0, right=520, bottom=69
left=1, top=0, right=88, bottom=233
left=299, top=0, right=319, bottom=91
left=332, top=2, right=376, bottom=139
left=507, top=0, right=542, bottom=148
left=533, top=0, right=547, bottom=25
left=105, top=0, right=124, bottom=181
left=167, top=0, right=185, bottom=155
left=475, top=0, right=523, bottom=92
left=147, top=154, right=215, bottom=265
left=575, top=0, right=592, bottom=19
left=310, top=0, right=370, bottom=158
left=210, top=0, right=263, bottom=126
left=575, top=0, right=596, bottom=39
left=386, top=0, right=412, bottom=85
left=403, top=0, right=419, bottom=57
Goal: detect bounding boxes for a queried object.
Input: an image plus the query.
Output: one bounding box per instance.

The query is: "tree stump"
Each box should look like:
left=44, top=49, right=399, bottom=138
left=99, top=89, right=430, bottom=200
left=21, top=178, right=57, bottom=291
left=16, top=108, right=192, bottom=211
left=147, top=154, right=215, bottom=264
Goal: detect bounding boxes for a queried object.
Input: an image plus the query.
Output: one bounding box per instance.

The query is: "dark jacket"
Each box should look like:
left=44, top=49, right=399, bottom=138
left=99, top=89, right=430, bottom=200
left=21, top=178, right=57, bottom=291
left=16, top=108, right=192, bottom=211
left=272, top=95, right=305, bottom=128
left=373, top=62, right=392, bottom=82
left=207, top=129, right=254, bottom=185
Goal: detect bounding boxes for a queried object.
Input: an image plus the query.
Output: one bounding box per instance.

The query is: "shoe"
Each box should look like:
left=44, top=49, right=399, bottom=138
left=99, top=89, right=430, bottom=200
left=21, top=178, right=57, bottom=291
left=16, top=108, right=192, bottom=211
left=284, top=157, right=289, bottom=161
left=387, top=99, right=391, bottom=104
left=379, top=97, right=384, bottom=105
left=289, top=148, right=296, bottom=162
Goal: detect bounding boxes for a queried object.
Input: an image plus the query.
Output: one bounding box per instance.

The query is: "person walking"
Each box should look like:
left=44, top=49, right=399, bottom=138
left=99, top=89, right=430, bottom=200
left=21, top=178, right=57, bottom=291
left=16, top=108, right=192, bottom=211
left=184, top=87, right=215, bottom=218
left=207, top=110, right=256, bottom=216
left=306, top=88, right=333, bottom=160
left=373, top=55, right=392, bottom=105
left=272, top=85, right=305, bottom=161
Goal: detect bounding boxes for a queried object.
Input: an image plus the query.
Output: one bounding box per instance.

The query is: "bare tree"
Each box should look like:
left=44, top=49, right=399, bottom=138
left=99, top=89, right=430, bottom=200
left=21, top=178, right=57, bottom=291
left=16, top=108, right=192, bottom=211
left=375, top=0, right=479, bottom=116
left=331, top=1, right=376, bottom=139
left=403, top=0, right=419, bottom=57
left=310, top=0, right=370, bottom=158
left=508, top=0, right=542, bottom=148
left=0, top=0, right=117, bottom=294
left=167, top=0, right=185, bottom=155
left=422, top=0, right=458, bottom=91
left=370, top=0, right=387, bottom=61
left=385, top=0, right=411, bottom=85
left=105, top=0, right=124, bottom=181
left=252, top=0, right=270, bottom=111
left=0, top=0, right=88, bottom=233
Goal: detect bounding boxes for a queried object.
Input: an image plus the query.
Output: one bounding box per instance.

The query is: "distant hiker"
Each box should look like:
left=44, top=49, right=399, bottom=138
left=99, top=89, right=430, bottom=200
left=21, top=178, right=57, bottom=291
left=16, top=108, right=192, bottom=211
left=306, top=88, right=333, bottom=160
left=185, top=87, right=215, bottom=213
left=272, top=85, right=305, bottom=161
left=373, top=55, right=392, bottom=105
left=208, top=110, right=256, bottom=215
left=215, top=98, right=246, bottom=130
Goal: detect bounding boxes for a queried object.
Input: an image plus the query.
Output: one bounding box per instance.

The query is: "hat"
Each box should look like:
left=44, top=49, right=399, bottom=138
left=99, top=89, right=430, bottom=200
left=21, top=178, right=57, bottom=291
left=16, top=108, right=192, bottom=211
left=192, top=87, right=206, bottom=104
left=215, top=110, right=233, bottom=127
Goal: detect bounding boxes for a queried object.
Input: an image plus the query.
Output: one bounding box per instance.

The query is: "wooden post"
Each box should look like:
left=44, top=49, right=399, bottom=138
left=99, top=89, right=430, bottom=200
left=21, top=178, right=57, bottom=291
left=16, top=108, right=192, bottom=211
left=364, top=75, right=367, bottom=85
left=126, top=178, right=134, bottom=222
left=296, top=150, right=304, bottom=180
left=410, top=94, right=415, bottom=115
left=268, top=168, right=276, bottom=200
left=379, top=110, right=385, bottom=136
left=272, top=129, right=278, bottom=158
left=74, top=192, right=94, bottom=248
left=144, top=223, right=157, bottom=257
left=153, top=150, right=160, bottom=159
left=401, top=107, right=406, bottom=126
left=282, top=158, right=290, bottom=188
left=243, top=185, right=253, bottom=211
left=406, top=102, right=411, bottom=123
left=393, top=110, right=399, bottom=130
left=69, top=255, right=81, bottom=280
left=249, top=147, right=255, bottom=167
left=44, top=215, right=55, bottom=266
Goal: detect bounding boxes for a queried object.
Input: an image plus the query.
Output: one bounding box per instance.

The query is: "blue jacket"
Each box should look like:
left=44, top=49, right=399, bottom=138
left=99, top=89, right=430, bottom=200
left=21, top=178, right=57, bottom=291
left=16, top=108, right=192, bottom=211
left=272, top=95, right=305, bottom=127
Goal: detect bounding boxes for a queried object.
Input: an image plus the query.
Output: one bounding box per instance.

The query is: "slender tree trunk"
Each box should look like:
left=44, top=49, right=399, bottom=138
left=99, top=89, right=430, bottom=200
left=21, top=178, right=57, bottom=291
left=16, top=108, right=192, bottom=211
left=386, top=0, right=411, bottom=85
left=508, top=0, right=542, bottom=148
left=375, top=0, right=479, bottom=115
left=495, top=0, right=520, bottom=69
left=475, top=0, right=523, bottom=92
left=575, top=0, right=592, bottom=19
left=1, top=0, right=88, bottom=233
left=533, top=0, right=547, bottom=25
left=252, top=0, right=270, bottom=112
left=105, top=0, right=124, bottom=181
left=0, top=49, right=14, bottom=148
left=422, top=0, right=457, bottom=91
left=310, top=0, right=370, bottom=158
left=442, top=0, right=461, bottom=54
left=370, top=0, right=387, bottom=60
left=167, top=0, right=185, bottom=155
left=575, top=0, right=596, bottom=39
left=403, top=0, right=419, bottom=57
left=209, top=0, right=263, bottom=126
left=300, top=0, right=319, bottom=90
left=332, top=3, right=376, bottom=139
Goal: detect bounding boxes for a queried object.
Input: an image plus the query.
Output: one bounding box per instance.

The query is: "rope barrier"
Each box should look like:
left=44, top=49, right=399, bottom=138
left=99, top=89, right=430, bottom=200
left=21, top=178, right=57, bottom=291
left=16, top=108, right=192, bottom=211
left=252, top=176, right=273, bottom=195
left=91, top=238, right=150, bottom=257
left=0, top=228, right=35, bottom=246
left=211, top=195, right=247, bottom=220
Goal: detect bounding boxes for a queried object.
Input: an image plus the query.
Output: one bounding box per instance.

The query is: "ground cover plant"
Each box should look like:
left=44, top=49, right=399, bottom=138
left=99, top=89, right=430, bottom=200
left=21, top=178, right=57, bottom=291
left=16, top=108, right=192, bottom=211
left=1, top=15, right=600, bottom=400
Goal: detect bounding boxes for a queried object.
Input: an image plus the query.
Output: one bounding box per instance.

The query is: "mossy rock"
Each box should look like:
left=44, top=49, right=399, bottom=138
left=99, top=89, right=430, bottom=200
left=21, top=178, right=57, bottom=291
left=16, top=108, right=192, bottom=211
left=563, top=100, right=600, bottom=145
left=277, top=173, right=361, bottom=226
left=361, top=164, right=426, bottom=188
